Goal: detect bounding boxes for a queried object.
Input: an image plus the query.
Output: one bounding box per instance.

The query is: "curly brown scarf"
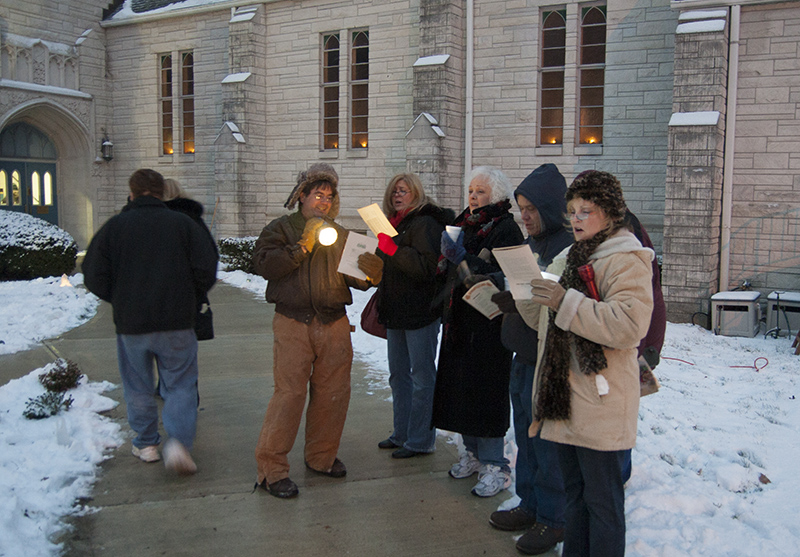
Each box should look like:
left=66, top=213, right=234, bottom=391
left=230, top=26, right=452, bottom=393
left=534, top=230, right=610, bottom=422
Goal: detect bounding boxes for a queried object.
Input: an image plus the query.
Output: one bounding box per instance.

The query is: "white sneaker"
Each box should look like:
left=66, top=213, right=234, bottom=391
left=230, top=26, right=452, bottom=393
left=449, top=450, right=482, bottom=479
left=163, top=438, right=197, bottom=475
left=132, top=445, right=160, bottom=463
left=471, top=464, right=511, bottom=497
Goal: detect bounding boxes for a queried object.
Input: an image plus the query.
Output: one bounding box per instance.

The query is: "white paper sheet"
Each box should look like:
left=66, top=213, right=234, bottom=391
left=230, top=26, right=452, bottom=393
left=337, top=231, right=379, bottom=280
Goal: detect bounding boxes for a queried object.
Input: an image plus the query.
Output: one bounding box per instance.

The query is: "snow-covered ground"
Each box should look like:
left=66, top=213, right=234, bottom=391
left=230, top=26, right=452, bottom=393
left=1, top=270, right=798, bottom=556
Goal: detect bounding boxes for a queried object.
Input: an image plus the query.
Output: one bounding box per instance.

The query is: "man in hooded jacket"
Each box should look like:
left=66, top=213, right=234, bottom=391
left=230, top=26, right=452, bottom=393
left=488, top=164, right=573, bottom=555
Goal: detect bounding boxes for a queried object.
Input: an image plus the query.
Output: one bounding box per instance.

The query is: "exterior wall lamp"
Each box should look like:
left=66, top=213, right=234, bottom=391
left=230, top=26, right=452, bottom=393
left=101, top=132, right=114, bottom=162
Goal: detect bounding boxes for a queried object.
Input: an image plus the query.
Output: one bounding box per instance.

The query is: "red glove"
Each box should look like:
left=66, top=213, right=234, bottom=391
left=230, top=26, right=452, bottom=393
left=377, top=233, right=398, bottom=256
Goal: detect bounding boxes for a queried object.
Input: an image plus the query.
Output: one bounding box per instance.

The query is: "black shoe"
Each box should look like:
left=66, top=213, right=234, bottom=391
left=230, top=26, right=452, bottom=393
left=305, top=457, right=347, bottom=478
left=255, top=477, right=299, bottom=499
left=378, top=438, right=400, bottom=449
left=489, top=506, right=537, bottom=531
left=516, top=523, right=565, bottom=555
left=391, top=447, right=426, bottom=459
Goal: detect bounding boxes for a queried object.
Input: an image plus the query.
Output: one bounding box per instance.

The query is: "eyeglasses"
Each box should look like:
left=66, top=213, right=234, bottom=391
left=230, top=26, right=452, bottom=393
left=392, top=189, right=411, bottom=197
left=567, top=210, right=595, bottom=222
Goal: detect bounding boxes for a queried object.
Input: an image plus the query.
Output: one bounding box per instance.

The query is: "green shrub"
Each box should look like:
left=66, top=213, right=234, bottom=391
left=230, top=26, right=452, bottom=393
left=218, top=236, right=257, bottom=273
left=23, top=391, right=74, bottom=420
left=39, top=358, right=84, bottom=392
left=0, top=211, right=77, bottom=280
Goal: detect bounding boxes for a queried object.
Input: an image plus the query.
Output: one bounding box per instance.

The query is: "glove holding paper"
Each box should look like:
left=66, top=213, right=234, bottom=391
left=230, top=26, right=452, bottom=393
left=491, top=245, right=560, bottom=300
left=358, top=252, right=384, bottom=285
left=530, top=278, right=566, bottom=311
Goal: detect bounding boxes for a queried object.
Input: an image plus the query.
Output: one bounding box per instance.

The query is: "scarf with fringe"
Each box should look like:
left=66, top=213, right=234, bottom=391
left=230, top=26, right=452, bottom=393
left=534, top=230, right=609, bottom=422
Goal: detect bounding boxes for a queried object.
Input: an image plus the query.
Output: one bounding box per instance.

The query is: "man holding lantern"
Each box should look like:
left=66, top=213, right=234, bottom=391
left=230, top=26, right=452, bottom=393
left=252, top=163, right=383, bottom=499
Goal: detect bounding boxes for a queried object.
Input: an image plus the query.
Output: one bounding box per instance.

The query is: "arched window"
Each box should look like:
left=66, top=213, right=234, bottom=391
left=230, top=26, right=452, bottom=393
left=579, top=6, right=606, bottom=145
left=350, top=30, right=369, bottom=149
left=539, top=11, right=566, bottom=145
left=11, top=170, right=21, bottom=206
left=0, top=122, right=58, bottom=159
left=322, top=34, right=340, bottom=150
left=0, top=170, right=7, bottom=205
left=44, top=172, right=53, bottom=206
left=31, top=171, right=41, bottom=205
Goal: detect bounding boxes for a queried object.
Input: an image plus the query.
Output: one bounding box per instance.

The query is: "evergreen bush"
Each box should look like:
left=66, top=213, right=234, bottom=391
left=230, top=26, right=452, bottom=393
left=218, top=236, right=257, bottom=273
left=39, top=358, right=84, bottom=392
left=0, top=211, right=77, bottom=280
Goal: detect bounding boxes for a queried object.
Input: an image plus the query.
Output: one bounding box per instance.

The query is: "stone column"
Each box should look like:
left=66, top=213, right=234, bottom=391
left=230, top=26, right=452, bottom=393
left=410, top=0, right=466, bottom=209
left=213, top=6, right=268, bottom=238
left=662, top=16, right=729, bottom=322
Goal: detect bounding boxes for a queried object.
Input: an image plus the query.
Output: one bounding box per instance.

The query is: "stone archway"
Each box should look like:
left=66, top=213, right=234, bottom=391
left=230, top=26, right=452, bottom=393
left=0, top=99, right=95, bottom=248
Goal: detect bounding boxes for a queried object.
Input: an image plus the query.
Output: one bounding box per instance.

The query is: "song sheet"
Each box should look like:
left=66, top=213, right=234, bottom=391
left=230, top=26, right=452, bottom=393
left=337, top=231, right=379, bottom=280
left=357, top=203, right=398, bottom=238
left=462, top=280, right=503, bottom=320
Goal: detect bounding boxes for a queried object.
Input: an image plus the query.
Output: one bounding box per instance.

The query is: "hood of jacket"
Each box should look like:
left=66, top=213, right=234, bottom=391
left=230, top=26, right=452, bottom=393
left=165, top=197, right=204, bottom=219
left=514, top=164, right=568, bottom=238
left=590, top=229, right=654, bottom=263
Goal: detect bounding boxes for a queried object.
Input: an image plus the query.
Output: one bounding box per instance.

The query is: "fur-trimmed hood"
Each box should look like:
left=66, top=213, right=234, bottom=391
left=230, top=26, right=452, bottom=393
left=284, top=163, right=340, bottom=218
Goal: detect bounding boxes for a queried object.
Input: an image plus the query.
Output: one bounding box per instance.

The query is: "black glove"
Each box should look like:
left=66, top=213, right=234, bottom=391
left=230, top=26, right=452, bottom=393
left=464, top=273, right=490, bottom=289
left=491, top=290, right=518, bottom=314
left=358, top=252, right=384, bottom=285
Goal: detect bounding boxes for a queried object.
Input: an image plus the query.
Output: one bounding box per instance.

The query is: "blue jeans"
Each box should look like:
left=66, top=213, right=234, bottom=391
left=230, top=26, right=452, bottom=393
left=462, top=435, right=510, bottom=471
left=510, top=358, right=566, bottom=529
left=557, top=443, right=627, bottom=557
left=386, top=320, right=440, bottom=452
left=116, top=330, right=199, bottom=450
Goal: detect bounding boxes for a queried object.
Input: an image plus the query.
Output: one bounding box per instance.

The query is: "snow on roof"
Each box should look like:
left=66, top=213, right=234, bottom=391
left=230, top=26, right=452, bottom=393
left=406, top=112, right=445, bottom=138
left=4, top=33, right=74, bottom=56
left=109, top=0, right=234, bottom=22
left=230, top=7, right=257, bottom=23
left=0, top=79, right=92, bottom=100
left=222, top=72, right=252, bottom=84
left=668, top=111, right=720, bottom=126
left=679, top=9, right=728, bottom=21
left=413, top=55, right=451, bottom=67
left=677, top=19, right=726, bottom=34
left=711, top=290, right=761, bottom=302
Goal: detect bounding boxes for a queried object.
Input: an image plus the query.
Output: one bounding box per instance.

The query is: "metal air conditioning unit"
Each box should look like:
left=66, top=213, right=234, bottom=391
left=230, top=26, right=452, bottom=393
left=710, top=291, right=761, bottom=338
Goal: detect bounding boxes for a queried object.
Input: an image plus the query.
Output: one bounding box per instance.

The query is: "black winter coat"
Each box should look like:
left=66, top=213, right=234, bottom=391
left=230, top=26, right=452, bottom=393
left=165, top=197, right=217, bottom=308
left=83, top=195, right=218, bottom=335
left=432, top=207, right=524, bottom=438
left=377, top=203, right=450, bottom=330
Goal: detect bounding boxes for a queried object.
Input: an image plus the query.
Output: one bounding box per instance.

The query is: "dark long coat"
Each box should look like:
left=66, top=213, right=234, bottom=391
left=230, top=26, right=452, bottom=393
left=431, top=206, right=524, bottom=438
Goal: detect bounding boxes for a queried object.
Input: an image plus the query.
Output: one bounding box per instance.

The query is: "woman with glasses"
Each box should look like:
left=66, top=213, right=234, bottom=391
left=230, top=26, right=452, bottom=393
left=373, top=173, right=452, bottom=458
left=518, top=170, right=654, bottom=556
left=432, top=166, right=524, bottom=497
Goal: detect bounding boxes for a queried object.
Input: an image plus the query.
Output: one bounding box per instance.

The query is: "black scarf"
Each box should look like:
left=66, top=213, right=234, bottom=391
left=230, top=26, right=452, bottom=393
left=437, top=200, right=513, bottom=275
left=455, top=200, right=513, bottom=254
left=534, top=230, right=609, bottom=422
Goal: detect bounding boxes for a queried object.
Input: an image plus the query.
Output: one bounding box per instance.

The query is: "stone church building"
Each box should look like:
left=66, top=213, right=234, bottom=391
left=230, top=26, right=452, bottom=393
left=1, top=0, right=798, bottom=321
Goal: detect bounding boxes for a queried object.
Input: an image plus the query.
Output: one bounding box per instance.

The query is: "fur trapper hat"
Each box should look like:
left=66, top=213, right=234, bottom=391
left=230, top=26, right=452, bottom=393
left=566, top=170, right=626, bottom=225
left=284, top=163, right=340, bottom=217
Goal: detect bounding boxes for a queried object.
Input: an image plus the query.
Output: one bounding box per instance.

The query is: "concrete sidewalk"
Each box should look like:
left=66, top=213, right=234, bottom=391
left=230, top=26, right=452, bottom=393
left=1, top=282, right=552, bottom=556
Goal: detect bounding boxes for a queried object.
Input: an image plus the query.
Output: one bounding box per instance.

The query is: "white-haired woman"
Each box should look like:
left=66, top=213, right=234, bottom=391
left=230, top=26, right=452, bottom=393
left=431, top=166, right=524, bottom=497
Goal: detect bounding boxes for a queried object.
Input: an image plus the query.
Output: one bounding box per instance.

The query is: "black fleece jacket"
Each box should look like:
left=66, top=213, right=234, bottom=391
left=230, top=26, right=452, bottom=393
left=83, top=195, right=218, bottom=334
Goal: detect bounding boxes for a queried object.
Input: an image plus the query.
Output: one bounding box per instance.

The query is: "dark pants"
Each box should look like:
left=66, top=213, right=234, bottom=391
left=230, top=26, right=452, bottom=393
left=557, top=443, right=627, bottom=557
left=510, top=358, right=565, bottom=528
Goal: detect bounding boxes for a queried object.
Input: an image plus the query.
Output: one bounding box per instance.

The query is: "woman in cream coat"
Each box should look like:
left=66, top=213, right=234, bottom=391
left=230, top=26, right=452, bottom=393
left=517, top=170, right=653, bottom=557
